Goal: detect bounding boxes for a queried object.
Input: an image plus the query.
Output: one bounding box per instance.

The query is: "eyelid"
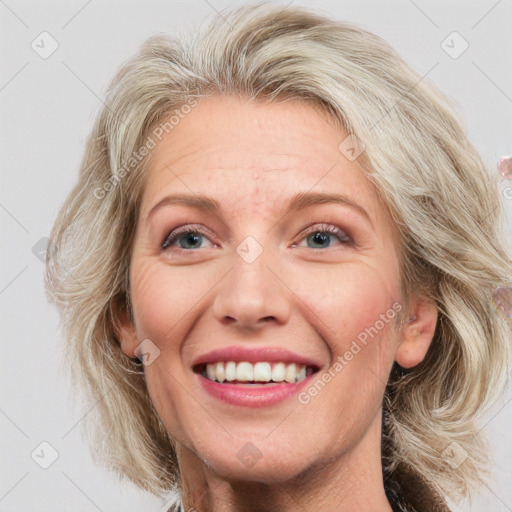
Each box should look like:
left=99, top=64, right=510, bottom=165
left=161, top=221, right=355, bottom=252
left=161, top=223, right=217, bottom=250
left=297, top=222, right=354, bottom=246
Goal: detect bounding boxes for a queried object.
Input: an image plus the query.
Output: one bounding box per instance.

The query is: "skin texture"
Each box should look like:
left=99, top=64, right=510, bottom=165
left=117, top=94, right=438, bottom=512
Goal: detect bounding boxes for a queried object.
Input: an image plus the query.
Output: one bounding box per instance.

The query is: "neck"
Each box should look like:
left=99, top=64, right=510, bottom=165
left=176, top=410, right=393, bottom=512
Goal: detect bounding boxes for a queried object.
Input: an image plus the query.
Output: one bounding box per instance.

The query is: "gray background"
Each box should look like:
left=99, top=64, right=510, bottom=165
left=1, top=0, right=511, bottom=510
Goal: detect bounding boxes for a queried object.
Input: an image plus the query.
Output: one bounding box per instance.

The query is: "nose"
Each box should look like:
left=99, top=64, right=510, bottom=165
left=211, top=246, right=291, bottom=329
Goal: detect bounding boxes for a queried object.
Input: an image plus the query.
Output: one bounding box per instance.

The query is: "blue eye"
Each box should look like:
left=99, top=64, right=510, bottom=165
left=161, top=223, right=353, bottom=252
left=161, top=226, right=214, bottom=250
left=297, top=223, right=353, bottom=249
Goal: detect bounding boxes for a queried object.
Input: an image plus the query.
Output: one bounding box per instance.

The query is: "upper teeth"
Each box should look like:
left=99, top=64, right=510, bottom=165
left=204, top=361, right=308, bottom=383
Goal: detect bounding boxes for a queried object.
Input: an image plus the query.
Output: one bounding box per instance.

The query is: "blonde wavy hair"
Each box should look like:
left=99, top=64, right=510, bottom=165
left=45, top=2, right=512, bottom=509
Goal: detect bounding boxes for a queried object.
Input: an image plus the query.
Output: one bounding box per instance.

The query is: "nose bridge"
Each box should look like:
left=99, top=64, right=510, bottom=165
left=212, top=236, right=290, bottom=328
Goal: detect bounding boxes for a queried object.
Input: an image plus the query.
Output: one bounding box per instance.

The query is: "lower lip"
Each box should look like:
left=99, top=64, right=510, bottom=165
left=196, top=373, right=315, bottom=408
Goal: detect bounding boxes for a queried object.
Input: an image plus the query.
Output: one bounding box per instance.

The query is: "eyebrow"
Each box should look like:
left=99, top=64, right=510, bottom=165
left=147, top=191, right=373, bottom=227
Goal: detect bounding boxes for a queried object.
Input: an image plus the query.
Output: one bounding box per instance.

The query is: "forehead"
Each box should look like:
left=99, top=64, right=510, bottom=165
left=141, top=95, right=391, bottom=229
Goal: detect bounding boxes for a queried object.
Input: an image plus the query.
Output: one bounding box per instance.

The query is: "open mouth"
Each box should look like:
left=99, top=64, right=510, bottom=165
left=193, top=361, right=320, bottom=385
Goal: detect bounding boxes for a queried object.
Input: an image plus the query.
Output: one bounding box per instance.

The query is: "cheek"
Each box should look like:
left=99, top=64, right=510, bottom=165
left=130, top=258, right=205, bottom=342
left=295, top=258, right=399, bottom=351
left=128, top=259, right=218, bottom=434
left=129, top=259, right=193, bottom=440
left=293, top=259, right=401, bottom=420
left=343, top=268, right=400, bottom=372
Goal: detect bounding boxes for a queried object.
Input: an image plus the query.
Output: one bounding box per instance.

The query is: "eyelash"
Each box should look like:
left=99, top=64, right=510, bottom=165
left=161, top=222, right=354, bottom=252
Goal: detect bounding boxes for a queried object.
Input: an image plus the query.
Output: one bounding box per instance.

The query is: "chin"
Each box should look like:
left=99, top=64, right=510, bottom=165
left=208, top=452, right=306, bottom=484
left=196, top=433, right=315, bottom=484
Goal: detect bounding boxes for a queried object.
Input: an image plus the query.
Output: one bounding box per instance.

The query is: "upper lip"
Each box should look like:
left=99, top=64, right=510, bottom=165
left=192, top=346, right=322, bottom=369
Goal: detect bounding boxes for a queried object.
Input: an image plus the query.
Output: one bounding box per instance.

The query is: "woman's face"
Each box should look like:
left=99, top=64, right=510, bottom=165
left=118, top=95, right=421, bottom=483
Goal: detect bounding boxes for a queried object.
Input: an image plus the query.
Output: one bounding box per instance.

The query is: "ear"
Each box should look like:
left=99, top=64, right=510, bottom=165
left=114, top=305, right=139, bottom=359
left=395, top=296, right=438, bottom=369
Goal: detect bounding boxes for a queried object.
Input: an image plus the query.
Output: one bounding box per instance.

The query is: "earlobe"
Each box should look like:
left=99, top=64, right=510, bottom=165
left=395, top=298, right=438, bottom=369
left=114, top=306, right=139, bottom=359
